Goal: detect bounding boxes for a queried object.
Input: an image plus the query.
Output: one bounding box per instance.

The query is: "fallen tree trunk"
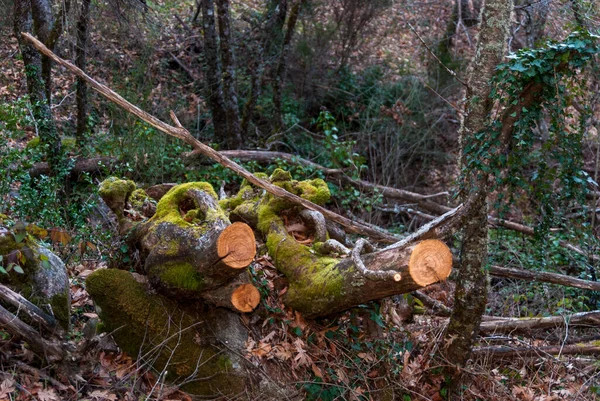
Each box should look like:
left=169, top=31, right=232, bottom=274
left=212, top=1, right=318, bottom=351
left=479, top=310, right=600, bottom=333
left=489, top=265, right=600, bottom=291
left=473, top=342, right=600, bottom=358
left=226, top=174, right=453, bottom=317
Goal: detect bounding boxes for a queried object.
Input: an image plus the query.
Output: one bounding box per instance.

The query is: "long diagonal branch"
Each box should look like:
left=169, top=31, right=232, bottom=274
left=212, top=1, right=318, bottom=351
left=21, top=32, right=401, bottom=243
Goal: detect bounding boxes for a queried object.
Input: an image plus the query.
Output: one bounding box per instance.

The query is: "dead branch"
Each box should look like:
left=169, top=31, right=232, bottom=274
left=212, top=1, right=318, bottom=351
left=489, top=265, right=600, bottom=291
left=0, top=303, right=64, bottom=363
left=29, top=156, right=118, bottom=178
left=473, top=342, right=600, bottom=358
left=21, top=32, right=400, bottom=244
left=0, top=284, right=64, bottom=336
left=478, top=310, right=600, bottom=334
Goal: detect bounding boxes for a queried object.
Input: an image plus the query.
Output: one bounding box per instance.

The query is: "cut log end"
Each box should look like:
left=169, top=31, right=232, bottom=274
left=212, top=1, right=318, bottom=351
left=217, top=222, right=256, bottom=268
left=231, top=284, right=260, bottom=312
left=408, top=239, right=452, bottom=286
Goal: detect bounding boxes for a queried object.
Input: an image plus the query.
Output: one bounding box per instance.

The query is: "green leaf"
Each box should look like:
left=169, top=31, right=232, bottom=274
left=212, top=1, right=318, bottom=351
left=13, top=265, right=24, bottom=274
left=0, top=265, right=6, bottom=275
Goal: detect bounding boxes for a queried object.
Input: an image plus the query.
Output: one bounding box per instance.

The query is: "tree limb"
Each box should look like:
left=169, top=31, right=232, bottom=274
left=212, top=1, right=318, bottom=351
left=21, top=32, right=401, bottom=244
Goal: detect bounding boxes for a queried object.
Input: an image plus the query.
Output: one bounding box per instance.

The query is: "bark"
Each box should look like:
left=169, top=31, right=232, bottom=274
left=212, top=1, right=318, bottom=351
left=202, top=276, right=260, bottom=312
left=76, top=0, right=92, bottom=145
left=98, top=179, right=256, bottom=304
left=201, top=0, right=228, bottom=143
left=30, top=0, right=54, bottom=101
left=272, top=0, right=302, bottom=130
left=478, top=310, right=600, bottom=333
left=444, top=0, right=512, bottom=370
left=14, top=0, right=62, bottom=174
left=216, top=0, right=242, bottom=148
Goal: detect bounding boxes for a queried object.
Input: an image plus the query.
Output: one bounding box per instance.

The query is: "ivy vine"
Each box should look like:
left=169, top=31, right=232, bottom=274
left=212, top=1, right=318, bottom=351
left=462, top=30, right=600, bottom=232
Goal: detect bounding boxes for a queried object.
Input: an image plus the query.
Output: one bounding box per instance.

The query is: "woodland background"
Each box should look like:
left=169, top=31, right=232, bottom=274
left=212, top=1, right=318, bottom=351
left=1, top=0, right=600, bottom=400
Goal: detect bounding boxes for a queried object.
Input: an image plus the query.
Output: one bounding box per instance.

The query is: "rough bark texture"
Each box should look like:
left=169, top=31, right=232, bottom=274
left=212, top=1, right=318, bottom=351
left=14, top=0, right=62, bottom=174
left=444, top=0, right=512, bottom=369
left=75, top=0, right=91, bottom=144
left=30, top=0, right=54, bottom=101
left=201, top=0, right=228, bottom=143
left=216, top=0, right=242, bottom=148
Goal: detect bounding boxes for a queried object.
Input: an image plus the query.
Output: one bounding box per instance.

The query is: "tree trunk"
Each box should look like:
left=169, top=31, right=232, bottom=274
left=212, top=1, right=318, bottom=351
left=14, top=0, right=62, bottom=174
left=201, top=0, right=228, bottom=144
left=272, top=0, right=302, bottom=130
left=240, top=0, right=288, bottom=135
left=226, top=176, right=453, bottom=318
left=76, top=0, right=92, bottom=145
left=215, top=0, right=242, bottom=148
left=30, top=0, right=54, bottom=102
left=443, top=0, right=512, bottom=371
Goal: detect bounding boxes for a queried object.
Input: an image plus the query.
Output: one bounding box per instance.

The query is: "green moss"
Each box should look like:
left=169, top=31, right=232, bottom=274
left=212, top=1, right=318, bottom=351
left=152, top=182, right=219, bottom=228
left=269, top=168, right=292, bottom=182
left=86, top=269, right=246, bottom=396
left=257, top=202, right=345, bottom=313
left=129, top=188, right=150, bottom=210
left=26, top=136, right=76, bottom=151
left=98, top=177, right=136, bottom=221
left=220, top=184, right=260, bottom=211
left=49, top=291, right=70, bottom=331
left=150, top=261, right=206, bottom=293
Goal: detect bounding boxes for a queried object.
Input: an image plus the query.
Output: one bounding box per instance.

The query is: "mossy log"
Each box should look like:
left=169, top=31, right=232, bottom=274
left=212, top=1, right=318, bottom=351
left=86, top=269, right=251, bottom=397
left=98, top=178, right=258, bottom=311
left=226, top=170, right=453, bottom=318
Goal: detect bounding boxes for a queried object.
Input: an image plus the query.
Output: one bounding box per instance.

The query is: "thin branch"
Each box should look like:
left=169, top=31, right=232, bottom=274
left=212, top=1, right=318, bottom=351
left=407, top=22, right=467, bottom=87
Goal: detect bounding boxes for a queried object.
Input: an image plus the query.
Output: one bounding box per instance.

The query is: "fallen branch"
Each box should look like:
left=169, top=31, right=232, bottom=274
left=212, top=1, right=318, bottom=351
left=473, top=342, right=600, bottom=358
left=0, top=303, right=64, bottom=363
left=489, top=265, right=600, bottom=291
left=0, top=284, right=64, bottom=336
left=478, top=310, right=600, bottom=334
left=29, top=156, right=118, bottom=178
left=22, top=32, right=400, bottom=244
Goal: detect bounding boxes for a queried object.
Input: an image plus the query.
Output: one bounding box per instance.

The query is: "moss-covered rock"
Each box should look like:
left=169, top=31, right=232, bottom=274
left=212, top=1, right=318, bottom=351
left=86, top=269, right=249, bottom=397
left=0, top=226, right=70, bottom=330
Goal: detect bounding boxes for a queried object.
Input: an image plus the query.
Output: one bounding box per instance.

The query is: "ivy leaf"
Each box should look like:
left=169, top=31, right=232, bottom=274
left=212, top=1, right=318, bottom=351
left=12, top=265, right=24, bottom=274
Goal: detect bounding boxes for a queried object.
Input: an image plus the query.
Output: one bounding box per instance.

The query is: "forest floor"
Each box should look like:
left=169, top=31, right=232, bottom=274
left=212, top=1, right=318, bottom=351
left=1, top=1, right=600, bottom=400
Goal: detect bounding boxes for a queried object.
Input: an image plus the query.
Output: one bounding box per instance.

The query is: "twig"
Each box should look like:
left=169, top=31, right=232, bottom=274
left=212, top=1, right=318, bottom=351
left=352, top=239, right=402, bottom=281
left=407, top=22, right=467, bottom=87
